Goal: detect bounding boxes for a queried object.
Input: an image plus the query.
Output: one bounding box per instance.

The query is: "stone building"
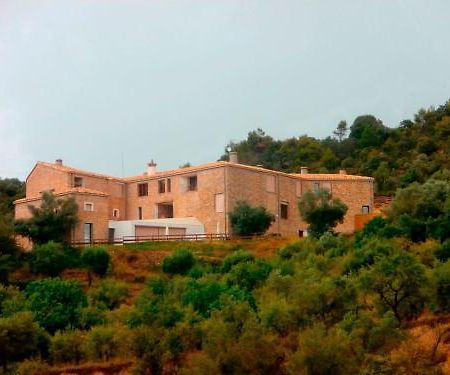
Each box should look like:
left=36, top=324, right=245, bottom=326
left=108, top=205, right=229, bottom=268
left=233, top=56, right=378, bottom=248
left=14, top=155, right=374, bottom=242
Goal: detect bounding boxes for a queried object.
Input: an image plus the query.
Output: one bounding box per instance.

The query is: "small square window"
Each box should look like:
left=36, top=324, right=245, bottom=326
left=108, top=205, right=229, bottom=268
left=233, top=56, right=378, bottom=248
left=280, top=202, right=289, bottom=219
left=138, top=183, right=148, bottom=197
left=84, top=202, right=94, bottom=212
left=74, top=176, right=83, bottom=187
left=362, top=205, right=370, bottom=214
left=188, top=176, right=197, bottom=191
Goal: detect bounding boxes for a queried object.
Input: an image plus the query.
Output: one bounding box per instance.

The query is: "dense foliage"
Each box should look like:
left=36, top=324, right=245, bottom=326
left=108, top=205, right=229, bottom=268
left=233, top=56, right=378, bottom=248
left=221, top=100, right=450, bottom=194
left=229, top=201, right=275, bottom=236
left=298, top=189, right=348, bottom=238
left=14, top=191, right=78, bottom=245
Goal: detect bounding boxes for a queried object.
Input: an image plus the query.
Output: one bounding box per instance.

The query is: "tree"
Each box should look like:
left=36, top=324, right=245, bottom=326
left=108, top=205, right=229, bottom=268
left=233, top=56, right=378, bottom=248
left=0, top=221, right=21, bottom=284
left=359, top=252, right=428, bottom=323
left=25, top=279, right=87, bottom=333
left=81, top=247, right=110, bottom=286
left=162, top=249, right=195, bottom=275
left=333, top=120, right=348, bottom=141
left=14, top=191, right=78, bottom=245
left=29, top=241, right=68, bottom=277
left=349, top=115, right=388, bottom=148
left=0, top=312, right=49, bottom=371
left=229, top=201, right=275, bottom=236
left=298, top=189, right=348, bottom=238
left=90, top=279, right=129, bottom=310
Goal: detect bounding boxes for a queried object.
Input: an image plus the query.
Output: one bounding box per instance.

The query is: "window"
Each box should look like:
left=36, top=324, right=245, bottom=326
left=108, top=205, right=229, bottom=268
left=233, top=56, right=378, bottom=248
left=362, top=205, right=370, bottom=214
left=84, top=223, right=93, bottom=243
left=296, top=181, right=302, bottom=197
left=280, top=202, right=289, bottom=219
left=84, top=202, right=94, bottom=212
left=215, top=193, right=224, bottom=213
left=188, top=176, right=197, bottom=191
left=313, top=182, right=321, bottom=192
left=74, top=176, right=83, bottom=187
left=138, top=207, right=143, bottom=220
left=113, top=209, right=120, bottom=218
left=158, top=179, right=165, bottom=194
left=167, top=178, right=171, bottom=193
left=138, top=183, right=148, bottom=197
left=266, top=175, right=276, bottom=193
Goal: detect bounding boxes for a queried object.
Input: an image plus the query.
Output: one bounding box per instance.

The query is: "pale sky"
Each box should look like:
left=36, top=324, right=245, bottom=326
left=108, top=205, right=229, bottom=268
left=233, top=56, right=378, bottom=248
left=1, top=0, right=449, bottom=179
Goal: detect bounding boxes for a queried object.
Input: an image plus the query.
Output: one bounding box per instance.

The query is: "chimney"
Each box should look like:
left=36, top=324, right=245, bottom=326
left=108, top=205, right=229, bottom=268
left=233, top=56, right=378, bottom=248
left=300, top=166, right=309, bottom=174
left=55, top=159, right=63, bottom=166
left=229, top=151, right=238, bottom=164
left=147, top=160, right=157, bottom=176
left=339, top=169, right=347, bottom=175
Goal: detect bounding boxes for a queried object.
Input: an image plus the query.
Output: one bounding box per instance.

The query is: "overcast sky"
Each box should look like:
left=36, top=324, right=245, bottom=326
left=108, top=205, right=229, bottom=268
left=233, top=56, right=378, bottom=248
left=1, top=0, right=449, bottom=179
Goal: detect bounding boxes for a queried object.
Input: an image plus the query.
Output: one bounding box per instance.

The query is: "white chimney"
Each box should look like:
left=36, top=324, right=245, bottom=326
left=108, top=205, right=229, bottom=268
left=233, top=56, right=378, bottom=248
left=229, top=152, right=238, bottom=164
left=300, top=166, right=309, bottom=174
left=55, top=159, right=63, bottom=166
left=147, top=160, right=157, bottom=176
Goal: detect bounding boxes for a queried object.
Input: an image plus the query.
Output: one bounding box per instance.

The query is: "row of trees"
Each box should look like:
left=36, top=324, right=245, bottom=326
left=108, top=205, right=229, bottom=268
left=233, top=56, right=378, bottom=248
left=221, top=100, right=450, bottom=194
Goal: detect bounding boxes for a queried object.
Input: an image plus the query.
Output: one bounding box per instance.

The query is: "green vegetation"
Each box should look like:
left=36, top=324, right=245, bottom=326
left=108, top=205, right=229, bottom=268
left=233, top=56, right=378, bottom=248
left=222, top=100, right=450, bottom=194
left=3, top=99, right=450, bottom=373
left=229, top=200, right=275, bottom=236
left=81, top=247, right=111, bottom=286
left=298, top=189, right=348, bottom=238
left=14, top=191, right=78, bottom=245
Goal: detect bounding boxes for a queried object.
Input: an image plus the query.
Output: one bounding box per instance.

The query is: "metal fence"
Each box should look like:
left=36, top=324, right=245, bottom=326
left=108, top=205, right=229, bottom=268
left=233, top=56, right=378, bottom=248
left=71, top=232, right=281, bottom=246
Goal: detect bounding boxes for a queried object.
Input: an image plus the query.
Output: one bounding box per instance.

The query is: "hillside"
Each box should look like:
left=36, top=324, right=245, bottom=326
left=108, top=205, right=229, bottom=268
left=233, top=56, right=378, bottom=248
left=220, top=100, right=450, bottom=195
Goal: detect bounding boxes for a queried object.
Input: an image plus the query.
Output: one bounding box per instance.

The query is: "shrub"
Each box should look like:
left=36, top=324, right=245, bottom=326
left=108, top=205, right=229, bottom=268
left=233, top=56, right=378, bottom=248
left=229, top=201, right=275, bottom=236
left=162, top=249, right=195, bottom=275
left=434, top=239, right=450, bottom=262
left=0, top=312, right=50, bottom=369
left=30, top=241, right=67, bottom=277
left=83, top=325, right=131, bottom=362
left=221, top=250, right=254, bottom=273
left=81, top=247, right=110, bottom=285
left=226, top=260, right=272, bottom=290
left=434, top=262, right=450, bottom=312
left=25, top=278, right=87, bottom=333
left=298, top=189, right=348, bottom=238
left=50, top=330, right=86, bottom=365
left=91, top=279, right=129, bottom=310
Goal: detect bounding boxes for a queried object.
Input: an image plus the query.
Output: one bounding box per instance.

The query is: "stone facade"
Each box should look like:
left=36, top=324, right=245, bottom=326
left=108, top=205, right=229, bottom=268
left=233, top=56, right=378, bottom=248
left=14, top=159, right=374, bottom=241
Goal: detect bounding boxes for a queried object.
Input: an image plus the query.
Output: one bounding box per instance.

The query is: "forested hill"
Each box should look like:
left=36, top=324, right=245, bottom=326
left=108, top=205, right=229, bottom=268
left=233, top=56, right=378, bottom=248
left=220, top=100, right=450, bottom=195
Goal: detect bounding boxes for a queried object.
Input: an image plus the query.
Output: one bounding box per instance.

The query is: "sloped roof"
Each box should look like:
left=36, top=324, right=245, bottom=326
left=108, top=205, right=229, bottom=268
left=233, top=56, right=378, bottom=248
left=32, top=161, right=123, bottom=181
left=14, top=187, right=108, bottom=204
left=290, top=173, right=374, bottom=182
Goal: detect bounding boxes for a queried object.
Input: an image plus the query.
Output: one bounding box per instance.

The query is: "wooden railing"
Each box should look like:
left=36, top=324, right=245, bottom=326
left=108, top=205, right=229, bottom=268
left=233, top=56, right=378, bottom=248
left=70, top=232, right=280, bottom=246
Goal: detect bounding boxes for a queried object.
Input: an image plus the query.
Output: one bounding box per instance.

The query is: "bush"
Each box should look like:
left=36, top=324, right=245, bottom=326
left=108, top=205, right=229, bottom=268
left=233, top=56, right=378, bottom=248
left=50, top=330, right=86, bottom=365
left=81, top=247, right=110, bottom=285
left=162, top=249, right=195, bottom=275
left=90, top=279, right=129, bottom=310
left=221, top=250, right=254, bottom=272
left=83, top=325, right=131, bottom=362
left=229, top=201, right=275, bottom=236
left=434, top=239, right=450, bottom=262
left=0, top=312, right=50, bottom=369
left=226, top=260, right=272, bottom=290
left=25, top=278, right=87, bottom=333
left=30, top=241, right=67, bottom=277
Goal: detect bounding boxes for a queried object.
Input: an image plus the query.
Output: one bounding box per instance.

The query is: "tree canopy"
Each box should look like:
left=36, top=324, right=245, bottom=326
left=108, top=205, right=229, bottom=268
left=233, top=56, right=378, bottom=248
left=14, top=191, right=78, bottom=245
left=298, top=189, right=348, bottom=238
